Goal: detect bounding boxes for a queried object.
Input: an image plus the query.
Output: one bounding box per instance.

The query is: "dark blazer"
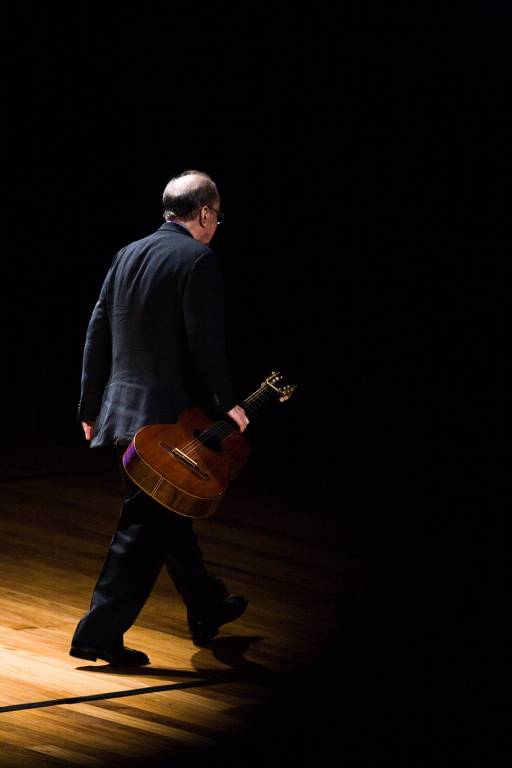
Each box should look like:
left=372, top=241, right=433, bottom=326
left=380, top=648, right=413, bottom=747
left=78, top=222, right=236, bottom=447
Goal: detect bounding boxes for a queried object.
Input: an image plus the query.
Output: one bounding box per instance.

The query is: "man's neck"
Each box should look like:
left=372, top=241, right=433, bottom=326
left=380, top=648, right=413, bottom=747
left=167, top=219, right=192, bottom=235
left=167, top=217, right=211, bottom=245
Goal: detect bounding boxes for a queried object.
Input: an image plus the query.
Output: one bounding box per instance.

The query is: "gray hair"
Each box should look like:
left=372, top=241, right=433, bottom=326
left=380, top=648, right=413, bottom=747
left=163, top=170, right=219, bottom=221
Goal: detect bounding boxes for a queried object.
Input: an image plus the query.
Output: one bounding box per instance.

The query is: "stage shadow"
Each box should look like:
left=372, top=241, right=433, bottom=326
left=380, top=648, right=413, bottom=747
left=75, top=635, right=281, bottom=688
left=191, top=635, right=288, bottom=687
left=75, top=664, right=235, bottom=679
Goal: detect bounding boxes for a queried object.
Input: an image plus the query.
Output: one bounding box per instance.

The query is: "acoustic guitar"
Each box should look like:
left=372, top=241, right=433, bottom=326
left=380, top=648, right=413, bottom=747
left=122, top=372, right=297, bottom=518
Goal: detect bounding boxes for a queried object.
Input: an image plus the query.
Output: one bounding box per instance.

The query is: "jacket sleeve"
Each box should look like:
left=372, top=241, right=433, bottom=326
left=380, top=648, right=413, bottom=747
left=183, top=250, right=236, bottom=415
left=77, top=277, right=112, bottom=421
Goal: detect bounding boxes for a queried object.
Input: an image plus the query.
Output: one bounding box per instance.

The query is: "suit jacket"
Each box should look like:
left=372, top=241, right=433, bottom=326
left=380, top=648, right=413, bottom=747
left=78, top=222, right=236, bottom=447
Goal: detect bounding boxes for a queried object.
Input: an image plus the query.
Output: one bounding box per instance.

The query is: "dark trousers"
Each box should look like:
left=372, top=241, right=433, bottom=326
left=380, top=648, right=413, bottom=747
left=72, top=449, right=227, bottom=649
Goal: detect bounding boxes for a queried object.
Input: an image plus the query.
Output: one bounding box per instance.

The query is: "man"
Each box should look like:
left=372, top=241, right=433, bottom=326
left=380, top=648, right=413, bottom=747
left=70, top=170, right=249, bottom=667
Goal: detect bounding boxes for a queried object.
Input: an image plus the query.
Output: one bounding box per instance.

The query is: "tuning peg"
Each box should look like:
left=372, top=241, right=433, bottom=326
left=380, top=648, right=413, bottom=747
left=278, top=383, right=297, bottom=402
left=264, top=371, right=280, bottom=385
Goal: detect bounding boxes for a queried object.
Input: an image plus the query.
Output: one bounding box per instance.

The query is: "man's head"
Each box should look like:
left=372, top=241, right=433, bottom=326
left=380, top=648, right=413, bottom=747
left=163, top=170, right=222, bottom=245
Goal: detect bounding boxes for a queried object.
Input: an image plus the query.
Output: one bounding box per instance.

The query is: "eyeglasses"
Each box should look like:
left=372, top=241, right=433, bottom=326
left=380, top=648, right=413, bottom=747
left=208, top=205, right=224, bottom=224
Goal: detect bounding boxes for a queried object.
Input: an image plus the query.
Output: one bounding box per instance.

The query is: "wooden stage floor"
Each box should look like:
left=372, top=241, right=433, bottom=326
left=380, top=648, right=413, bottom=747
left=0, top=438, right=366, bottom=766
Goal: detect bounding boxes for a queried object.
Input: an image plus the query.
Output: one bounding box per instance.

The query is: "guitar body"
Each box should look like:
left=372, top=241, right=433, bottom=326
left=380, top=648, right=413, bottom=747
left=122, top=407, right=251, bottom=518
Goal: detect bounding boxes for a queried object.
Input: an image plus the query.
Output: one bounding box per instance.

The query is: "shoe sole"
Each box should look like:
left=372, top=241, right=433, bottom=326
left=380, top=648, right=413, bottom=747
left=70, top=647, right=99, bottom=662
left=69, top=646, right=150, bottom=667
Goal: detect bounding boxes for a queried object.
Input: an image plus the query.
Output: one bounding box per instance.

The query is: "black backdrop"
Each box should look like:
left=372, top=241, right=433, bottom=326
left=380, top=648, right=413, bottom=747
left=4, top=2, right=512, bottom=763
left=4, top=4, right=341, bottom=501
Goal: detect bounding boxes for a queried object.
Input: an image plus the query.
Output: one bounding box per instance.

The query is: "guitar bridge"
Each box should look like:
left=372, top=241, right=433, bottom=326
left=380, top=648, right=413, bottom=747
left=159, top=442, right=209, bottom=480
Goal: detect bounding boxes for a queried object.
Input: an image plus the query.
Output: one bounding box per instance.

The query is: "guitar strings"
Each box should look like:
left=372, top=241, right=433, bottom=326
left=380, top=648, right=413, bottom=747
left=180, top=385, right=275, bottom=460
left=182, top=386, right=273, bottom=458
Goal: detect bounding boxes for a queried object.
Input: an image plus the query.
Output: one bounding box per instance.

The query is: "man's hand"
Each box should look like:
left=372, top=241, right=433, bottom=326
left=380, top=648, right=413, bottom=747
left=82, top=420, right=95, bottom=441
left=226, top=405, right=249, bottom=432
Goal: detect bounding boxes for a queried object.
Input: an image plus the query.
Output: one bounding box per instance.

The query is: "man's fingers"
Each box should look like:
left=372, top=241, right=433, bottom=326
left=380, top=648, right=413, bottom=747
left=82, top=420, right=95, bottom=441
left=226, top=405, right=249, bottom=432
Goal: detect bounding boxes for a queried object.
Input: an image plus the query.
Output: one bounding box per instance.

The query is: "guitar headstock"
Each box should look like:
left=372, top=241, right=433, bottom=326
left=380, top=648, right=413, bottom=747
left=263, top=371, right=298, bottom=403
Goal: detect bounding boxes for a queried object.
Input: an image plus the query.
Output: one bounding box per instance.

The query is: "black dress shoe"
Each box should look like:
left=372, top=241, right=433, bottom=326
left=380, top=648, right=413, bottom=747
left=189, top=595, right=248, bottom=646
left=70, top=643, right=150, bottom=667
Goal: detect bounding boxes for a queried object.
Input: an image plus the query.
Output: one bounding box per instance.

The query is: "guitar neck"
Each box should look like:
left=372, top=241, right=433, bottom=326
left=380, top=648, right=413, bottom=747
left=217, top=382, right=280, bottom=436
left=242, top=382, right=281, bottom=417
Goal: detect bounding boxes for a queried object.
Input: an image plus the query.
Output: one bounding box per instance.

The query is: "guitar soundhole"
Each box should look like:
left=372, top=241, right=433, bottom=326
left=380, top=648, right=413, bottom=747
left=194, top=429, right=222, bottom=452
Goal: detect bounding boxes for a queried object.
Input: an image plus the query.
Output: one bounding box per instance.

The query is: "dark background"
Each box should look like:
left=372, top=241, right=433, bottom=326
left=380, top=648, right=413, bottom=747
left=4, top=3, right=340, bottom=499
left=3, top=2, right=512, bottom=763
